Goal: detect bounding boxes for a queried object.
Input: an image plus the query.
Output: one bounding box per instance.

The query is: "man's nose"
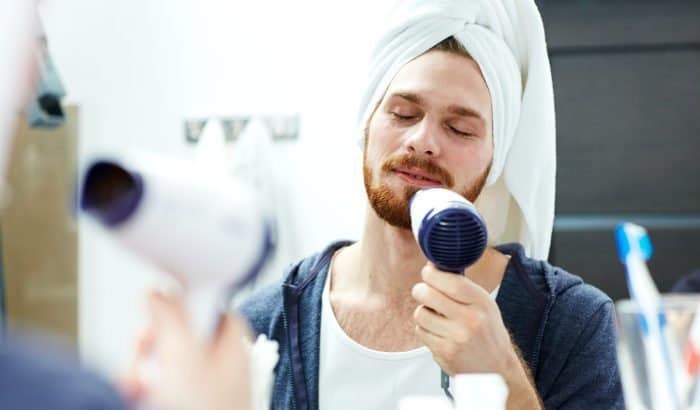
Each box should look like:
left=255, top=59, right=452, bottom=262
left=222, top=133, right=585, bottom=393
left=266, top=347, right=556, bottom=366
left=405, top=119, right=441, bottom=157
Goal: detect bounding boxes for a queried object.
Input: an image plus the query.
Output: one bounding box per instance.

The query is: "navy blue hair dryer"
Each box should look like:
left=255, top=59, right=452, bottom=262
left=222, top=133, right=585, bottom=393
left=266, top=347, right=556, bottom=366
left=410, top=187, right=488, bottom=273
left=409, top=187, right=488, bottom=400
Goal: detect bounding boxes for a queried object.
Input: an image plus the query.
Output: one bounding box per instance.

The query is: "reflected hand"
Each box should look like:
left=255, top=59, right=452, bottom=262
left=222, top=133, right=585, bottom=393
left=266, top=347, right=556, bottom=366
left=119, top=291, right=252, bottom=410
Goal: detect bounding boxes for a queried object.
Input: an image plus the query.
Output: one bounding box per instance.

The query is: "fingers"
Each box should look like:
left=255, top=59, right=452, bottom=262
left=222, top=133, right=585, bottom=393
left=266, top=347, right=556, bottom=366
left=148, top=291, right=208, bottom=353
left=149, top=291, right=253, bottom=355
left=415, top=323, right=445, bottom=344
left=212, top=312, right=254, bottom=354
left=412, top=282, right=457, bottom=318
left=148, top=291, right=189, bottom=337
left=413, top=304, right=454, bottom=338
left=116, top=356, right=148, bottom=405
left=115, top=374, right=146, bottom=404
left=116, top=323, right=156, bottom=404
left=119, top=290, right=254, bottom=410
left=421, top=262, right=489, bottom=304
left=134, top=323, right=156, bottom=359
left=414, top=324, right=452, bottom=373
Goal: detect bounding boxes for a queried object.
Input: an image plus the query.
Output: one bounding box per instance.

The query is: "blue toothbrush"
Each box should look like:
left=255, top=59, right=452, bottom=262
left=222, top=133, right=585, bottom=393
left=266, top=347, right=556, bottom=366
left=616, top=223, right=680, bottom=409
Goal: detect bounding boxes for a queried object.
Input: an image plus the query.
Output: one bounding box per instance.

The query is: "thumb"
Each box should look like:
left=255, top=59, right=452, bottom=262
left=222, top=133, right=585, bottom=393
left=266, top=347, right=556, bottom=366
left=149, top=291, right=190, bottom=338
left=212, top=312, right=253, bottom=354
left=115, top=323, right=156, bottom=404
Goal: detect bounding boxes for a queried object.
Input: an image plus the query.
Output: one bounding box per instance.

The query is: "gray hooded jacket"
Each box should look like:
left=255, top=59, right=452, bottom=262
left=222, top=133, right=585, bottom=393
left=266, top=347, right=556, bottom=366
left=240, top=241, right=624, bottom=410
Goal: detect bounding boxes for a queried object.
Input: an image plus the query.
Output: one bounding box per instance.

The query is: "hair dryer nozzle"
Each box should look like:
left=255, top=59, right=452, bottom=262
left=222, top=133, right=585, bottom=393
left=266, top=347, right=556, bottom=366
left=80, top=160, right=143, bottom=227
left=410, top=188, right=488, bottom=273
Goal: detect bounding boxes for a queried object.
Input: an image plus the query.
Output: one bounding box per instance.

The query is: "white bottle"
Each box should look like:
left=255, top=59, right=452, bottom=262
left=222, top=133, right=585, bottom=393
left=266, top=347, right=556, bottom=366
left=454, top=373, right=509, bottom=410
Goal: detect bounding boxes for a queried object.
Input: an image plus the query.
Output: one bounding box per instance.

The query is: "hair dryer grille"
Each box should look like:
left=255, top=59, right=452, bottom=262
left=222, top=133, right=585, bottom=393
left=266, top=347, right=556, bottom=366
left=420, top=209, right=487, bottom=273
left=410, top=188, right=488, bottom=274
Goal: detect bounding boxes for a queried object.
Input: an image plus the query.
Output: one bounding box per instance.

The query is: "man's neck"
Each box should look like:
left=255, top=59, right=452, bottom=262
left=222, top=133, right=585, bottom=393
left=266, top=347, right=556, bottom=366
left=327, top=205, right=509, bottom=351
left=333, top=206, right=508, bottom=304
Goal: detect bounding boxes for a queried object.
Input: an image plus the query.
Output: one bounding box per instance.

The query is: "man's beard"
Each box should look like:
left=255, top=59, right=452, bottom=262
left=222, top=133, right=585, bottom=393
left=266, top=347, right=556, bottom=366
left=363, top=153, right=489, bottom=230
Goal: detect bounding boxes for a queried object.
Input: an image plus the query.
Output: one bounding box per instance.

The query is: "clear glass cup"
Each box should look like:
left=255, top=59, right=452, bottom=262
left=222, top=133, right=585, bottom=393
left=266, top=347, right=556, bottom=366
left=616, top=295, right=700, bottom=410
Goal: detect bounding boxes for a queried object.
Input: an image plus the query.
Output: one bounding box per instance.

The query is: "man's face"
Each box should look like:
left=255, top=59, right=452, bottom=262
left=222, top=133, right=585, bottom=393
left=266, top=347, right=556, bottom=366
left=363, top=50, right=494, bottom=229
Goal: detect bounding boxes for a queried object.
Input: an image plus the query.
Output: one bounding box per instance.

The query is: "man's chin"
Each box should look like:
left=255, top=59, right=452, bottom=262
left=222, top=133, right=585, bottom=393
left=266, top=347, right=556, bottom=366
left=375, top=209, right=412, bottom=230
left=364, top=169, right=423, bottom=230
left=365, top=186, right=413, bottom=230
left=384, top=177, right=422, bottom=201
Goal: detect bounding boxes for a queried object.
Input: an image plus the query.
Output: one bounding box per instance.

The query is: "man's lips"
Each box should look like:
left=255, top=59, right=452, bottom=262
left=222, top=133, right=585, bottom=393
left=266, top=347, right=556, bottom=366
left=392, top=167, right=443, bottom=186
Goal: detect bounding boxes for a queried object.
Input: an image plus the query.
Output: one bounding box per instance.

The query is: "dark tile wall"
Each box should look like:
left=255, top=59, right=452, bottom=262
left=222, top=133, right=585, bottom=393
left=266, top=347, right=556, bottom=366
left=538, top=0, right=700, bottom=300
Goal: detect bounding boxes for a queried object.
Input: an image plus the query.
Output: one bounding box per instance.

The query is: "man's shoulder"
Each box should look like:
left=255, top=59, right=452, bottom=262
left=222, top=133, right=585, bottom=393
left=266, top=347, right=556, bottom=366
left=505, top=248, right=623, bottom=408
left=543, top=260, right=612, bottom=314
left=0, top=336, right=126, bottom=410
left=551, top=270, right=611, bottom=310
left=238, top=280, right=285, bottom=335
left=504, top=243, right=615, bottom=344
left=239, top=240, right=354, bottom=334
left=499, top=242, right=612, bottom=310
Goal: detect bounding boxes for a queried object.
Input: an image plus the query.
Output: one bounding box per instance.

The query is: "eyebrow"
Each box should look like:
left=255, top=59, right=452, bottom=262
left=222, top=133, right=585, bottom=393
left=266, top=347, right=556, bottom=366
left=392, top=92, right=486, bottom=124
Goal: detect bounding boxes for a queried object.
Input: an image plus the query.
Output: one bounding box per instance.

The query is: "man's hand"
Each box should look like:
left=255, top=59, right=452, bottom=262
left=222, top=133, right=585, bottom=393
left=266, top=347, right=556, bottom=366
left=119, top=292, right=252, bottom=410
left=411, top=263, right=541, bottom=409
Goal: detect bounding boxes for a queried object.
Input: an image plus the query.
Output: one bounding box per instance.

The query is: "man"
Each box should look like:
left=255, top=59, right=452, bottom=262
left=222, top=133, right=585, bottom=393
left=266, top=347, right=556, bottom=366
left=240, top=0, right=623, bottom=409
left=0, top=2, right=252, bottom=409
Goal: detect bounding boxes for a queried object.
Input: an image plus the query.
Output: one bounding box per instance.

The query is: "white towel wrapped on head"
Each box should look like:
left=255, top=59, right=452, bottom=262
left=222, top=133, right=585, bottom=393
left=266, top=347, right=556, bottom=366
left=357, top=0, right=556, bottom=260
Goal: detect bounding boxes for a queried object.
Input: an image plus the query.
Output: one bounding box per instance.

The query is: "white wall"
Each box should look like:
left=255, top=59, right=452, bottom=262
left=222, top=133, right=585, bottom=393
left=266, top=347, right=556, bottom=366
left=40, top=0, right=393, bottom=375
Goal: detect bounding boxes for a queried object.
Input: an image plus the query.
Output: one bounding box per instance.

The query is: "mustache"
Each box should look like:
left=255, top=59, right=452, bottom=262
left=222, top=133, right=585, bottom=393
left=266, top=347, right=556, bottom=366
left=381, top=154, right=454, bottom=187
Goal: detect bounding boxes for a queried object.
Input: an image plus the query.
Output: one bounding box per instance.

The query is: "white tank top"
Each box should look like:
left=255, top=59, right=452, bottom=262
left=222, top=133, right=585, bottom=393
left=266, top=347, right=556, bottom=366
left=318, top=271, right=499, bottom=409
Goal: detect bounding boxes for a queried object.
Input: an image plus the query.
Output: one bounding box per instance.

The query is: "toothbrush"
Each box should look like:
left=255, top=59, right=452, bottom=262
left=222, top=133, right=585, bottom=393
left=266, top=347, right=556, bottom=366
left=684, top=305, right=700, bottom=407
left=616, top=223, right=681, bottom=410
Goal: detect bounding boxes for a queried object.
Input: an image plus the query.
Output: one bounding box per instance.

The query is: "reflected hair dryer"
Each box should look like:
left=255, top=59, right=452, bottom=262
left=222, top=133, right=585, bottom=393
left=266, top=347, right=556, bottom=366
left=409, top=187, right=488, bottom=399
left=79, top=153, right=271, bottom=338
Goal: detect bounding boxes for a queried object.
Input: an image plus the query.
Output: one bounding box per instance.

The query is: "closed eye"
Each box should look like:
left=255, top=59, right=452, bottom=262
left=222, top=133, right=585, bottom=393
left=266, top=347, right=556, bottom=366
left=449, top=126, right=474, bottom=137
left=390, top=112, right=416, bottom=121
